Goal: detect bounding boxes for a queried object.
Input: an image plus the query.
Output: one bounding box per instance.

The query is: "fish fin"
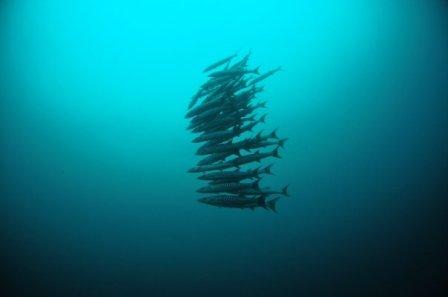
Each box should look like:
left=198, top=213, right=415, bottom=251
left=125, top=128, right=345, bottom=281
left=278, top=138, right=288, bottom=148
left=263, top=164, right=274, bottom=175
left=252, top=180, right=260, bottom=190
left=254, top=66, right=260, bottom=75
left=270, top=128, right=278, bottom=139
left=272, top=147, right=281, bottom=159
left=266, top=197, right=280, bottom=213
left=282, top=185, right=290, bottom=197
left=259, top=114, right=267, bottom=123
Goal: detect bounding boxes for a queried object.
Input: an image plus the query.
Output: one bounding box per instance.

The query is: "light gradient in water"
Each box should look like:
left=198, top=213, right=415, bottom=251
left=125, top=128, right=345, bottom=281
left=1, top=0, right=447, bottom=296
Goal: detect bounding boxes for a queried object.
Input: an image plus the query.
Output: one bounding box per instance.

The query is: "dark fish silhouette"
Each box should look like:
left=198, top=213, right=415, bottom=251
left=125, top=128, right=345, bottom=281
left=187, top=52, right=289, bottom=212
left=198, top=195, right=280, bottom=212
left=203, top=53, right=238, bottom=73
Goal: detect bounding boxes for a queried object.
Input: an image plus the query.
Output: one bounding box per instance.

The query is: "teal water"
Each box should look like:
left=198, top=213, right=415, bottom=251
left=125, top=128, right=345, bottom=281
left=1, top=0, right=447, bottom=296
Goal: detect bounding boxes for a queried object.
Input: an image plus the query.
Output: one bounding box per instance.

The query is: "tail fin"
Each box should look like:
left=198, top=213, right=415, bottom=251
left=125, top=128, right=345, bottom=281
left=255, top=130, right=263, bottom=140
left=281, top=185, right=290, bottom=197
left=261, top=164, right=274, bottom=175
left=259, top=101, right=267, bottom=108
left=259, top=114, right=267, bottom=123
left=278, top=137, right=288, bottom=148
left=253, top=66, right=260, bottom=75
left=272, top=147, right=281, bottom=159
left=270, top=128, right=278, bottom=139
left=266, top=197, right=280, bottom=213
left=252, top=179, right=260, bottom=190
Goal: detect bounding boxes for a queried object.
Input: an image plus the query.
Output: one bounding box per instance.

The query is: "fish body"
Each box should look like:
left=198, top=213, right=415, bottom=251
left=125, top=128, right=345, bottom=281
left=197, top=180, right=259, bottom=194
left=203, top=53, right=238, bottom=73
left=198, top=194, right=279, bottom=212
left=208, top=67, right=259, bottom=78
left=185, top=93, right=227, bottom=118
left=188, top=160, right=236, bottom=173
left=196, top=139, right=247, bottom=155
left=197, top=152, right=232, bottom=166
left=230, top=147, right=280, bottom=166
left=193, top=127, right=238, bottom=143
left=248, top=67, right=281, bottom=86
left=198, top=164, right=272, bottom=182
left=239, top=185, right=289, bottom=197
left=188, top=89, right=206, bottom=109
left=238, top=114, right=266, bottom=135
left=229, top=51, right=251, bottom=69
left=244, top=137, right=287, bottom=150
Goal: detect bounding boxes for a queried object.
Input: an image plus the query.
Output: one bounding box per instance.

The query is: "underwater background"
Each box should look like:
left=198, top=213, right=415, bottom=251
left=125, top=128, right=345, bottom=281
left=1, top=0, right=447, bottom=296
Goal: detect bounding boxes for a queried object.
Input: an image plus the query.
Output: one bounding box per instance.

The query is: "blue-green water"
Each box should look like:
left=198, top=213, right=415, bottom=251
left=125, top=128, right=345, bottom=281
left=1, top=0, right=447, bottom=296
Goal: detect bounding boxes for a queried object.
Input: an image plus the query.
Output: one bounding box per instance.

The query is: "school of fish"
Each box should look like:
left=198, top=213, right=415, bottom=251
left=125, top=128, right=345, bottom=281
left=186, top=52, right=289, bottom=212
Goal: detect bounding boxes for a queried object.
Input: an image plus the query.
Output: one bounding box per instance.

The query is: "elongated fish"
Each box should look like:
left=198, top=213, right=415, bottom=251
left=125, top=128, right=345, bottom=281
left=203, top=53, right=238, bottom=73
left=229, top=147, right=281, bottom=166
left=197, top=152, right=231, bottom=166
left=193, top=127, right=239, bottom=143
left=188, top=161, right=236, bottom=173
left=196, top=139, right=246, bottom=155
left=248, top=67, right=281, bottom=86
left=208, top=67, right=260, bottom=78
left=198, top=194, right=280, bottom=212
left=244, top=137, right=287, bottom=150
left=197, top=180, right=259, bottom=194
left=239, top=185, right=289, bottom=197
left=198, top=164, right=273, bottom=182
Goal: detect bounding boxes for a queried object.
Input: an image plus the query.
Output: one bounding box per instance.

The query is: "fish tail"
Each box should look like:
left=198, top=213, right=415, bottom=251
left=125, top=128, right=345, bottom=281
left=272, top=147, right=281, bottom=159
left=263, top=164, right=274, bottom=175
left=252, top=179, right=260, bottom=190
left=270, top=128, right=278, bottom=139
left=278, top=137, right=288, bottom=148
left=281, top=185, right=290, bottom=197
left=266, top=197, right=280, bottom=213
